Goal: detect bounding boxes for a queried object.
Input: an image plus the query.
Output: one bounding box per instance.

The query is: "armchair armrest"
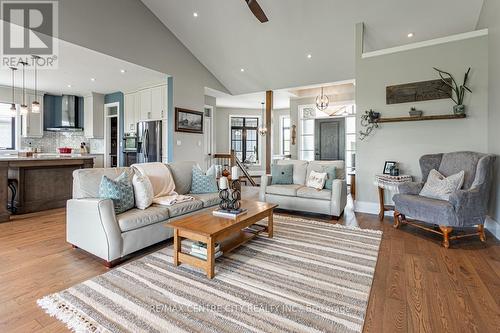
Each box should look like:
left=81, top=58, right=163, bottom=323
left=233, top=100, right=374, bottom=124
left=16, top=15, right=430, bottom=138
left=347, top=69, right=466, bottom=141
left=330, top=179, right=347, bottom=217
left=448, top=188, right=487, bottom=225
left=259, top=175, right=272, bottom=202
left=66, top=198, right=123, bottom=262
left=398, top=182, right=423, bottom=195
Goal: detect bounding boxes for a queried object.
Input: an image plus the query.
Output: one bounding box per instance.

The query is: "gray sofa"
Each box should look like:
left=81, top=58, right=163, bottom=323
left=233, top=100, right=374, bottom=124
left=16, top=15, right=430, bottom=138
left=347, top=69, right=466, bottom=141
left=67, top=161, right=220, bottom=266
left=393, top=151, right=495, bottom=248
left=259, top=160, right=347, bottom=218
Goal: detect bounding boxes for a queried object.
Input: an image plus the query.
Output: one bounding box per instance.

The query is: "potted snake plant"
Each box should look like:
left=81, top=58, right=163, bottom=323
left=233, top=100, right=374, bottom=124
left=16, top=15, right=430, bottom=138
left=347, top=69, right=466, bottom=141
left=433, top=67, right=471, bottom=115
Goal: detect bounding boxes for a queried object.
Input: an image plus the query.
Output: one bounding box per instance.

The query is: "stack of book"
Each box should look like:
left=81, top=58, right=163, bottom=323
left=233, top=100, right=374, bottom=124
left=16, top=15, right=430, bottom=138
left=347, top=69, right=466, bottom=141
left=190, top=241, right=223, bottom=260
left=212, top=208, right=248, bottom=219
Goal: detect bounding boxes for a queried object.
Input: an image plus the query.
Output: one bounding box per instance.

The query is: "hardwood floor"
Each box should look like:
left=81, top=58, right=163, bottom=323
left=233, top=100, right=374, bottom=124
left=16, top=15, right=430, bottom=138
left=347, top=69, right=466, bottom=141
left=0, top=194, right=499, bottom=332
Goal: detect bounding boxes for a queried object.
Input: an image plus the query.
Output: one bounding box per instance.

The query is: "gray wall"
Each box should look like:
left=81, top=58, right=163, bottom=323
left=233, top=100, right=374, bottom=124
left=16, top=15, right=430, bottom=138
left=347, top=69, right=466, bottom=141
left=57, top=0, right=228, bottom=166
left=355, top=23, right=489, bottom=206
left=478, top=0, right=500, bottom=223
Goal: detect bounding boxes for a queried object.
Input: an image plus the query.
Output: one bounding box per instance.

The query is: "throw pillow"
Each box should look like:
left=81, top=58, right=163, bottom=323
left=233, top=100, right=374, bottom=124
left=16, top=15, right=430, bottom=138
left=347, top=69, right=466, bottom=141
left=306, top=170, right=328, bottom=190
left=271, top=164, right=294, bottom=185
left=419, top=169, right=465, bottom=201
left=190, top=165, right=218, bottom=194
left=132, top=173, right=154, bottom=210
left=322, top=166, right=337, bottom=190
left=99, top=172, right=135, bottom=214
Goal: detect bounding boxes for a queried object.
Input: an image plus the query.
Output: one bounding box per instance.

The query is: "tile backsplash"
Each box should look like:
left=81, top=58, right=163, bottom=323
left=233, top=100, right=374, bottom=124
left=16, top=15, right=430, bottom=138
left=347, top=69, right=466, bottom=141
left=20, top=131, right=105, bottom=153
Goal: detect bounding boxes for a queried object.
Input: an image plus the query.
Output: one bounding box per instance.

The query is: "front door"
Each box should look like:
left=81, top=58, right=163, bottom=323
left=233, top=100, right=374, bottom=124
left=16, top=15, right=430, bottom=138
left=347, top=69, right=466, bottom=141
left=315, top=118, right=345, bottom=160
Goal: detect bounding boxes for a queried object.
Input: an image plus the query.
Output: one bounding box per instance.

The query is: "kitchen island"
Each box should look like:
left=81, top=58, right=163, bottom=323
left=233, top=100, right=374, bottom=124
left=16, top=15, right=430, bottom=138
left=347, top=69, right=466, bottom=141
left=0, top=155, right=94, bottom=222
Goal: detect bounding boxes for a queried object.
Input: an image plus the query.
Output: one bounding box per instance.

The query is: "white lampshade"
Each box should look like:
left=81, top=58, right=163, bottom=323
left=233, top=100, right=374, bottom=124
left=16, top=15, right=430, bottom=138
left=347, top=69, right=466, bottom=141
left=31, top=101, right=40, bottom=113
left=20, top=104, right=29, bottom=115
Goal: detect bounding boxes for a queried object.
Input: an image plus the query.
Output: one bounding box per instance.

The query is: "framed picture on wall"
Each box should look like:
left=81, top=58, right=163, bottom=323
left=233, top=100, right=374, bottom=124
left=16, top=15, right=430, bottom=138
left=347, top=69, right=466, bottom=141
left=383, top=161, right=397, bottom=175
left=175, top=108, right=204, bottom=134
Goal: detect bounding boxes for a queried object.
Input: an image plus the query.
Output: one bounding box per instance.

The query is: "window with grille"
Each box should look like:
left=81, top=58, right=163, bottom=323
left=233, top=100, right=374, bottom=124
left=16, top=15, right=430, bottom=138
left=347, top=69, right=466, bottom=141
left=230, top=116, right=259, bottom=164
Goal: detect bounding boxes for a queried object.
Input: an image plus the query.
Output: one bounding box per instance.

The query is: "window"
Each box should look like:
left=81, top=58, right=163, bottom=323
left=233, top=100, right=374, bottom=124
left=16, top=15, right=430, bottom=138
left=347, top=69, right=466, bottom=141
left=230, top=116, right=259, bottom=164
left=281, top=116, right=291, bottom=155
left=0, top=103, right=15, bottom=150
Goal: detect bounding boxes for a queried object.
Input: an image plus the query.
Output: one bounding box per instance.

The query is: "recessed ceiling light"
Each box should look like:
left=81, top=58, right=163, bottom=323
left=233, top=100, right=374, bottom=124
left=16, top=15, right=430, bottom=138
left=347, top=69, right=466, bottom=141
left=90, top=78, right=96, bottom=82
left=240, top=68, right=245, bottom=72
left=67, top=84, right=72, bottom=88
left=307, top=54, right=312, bottom=59
left=193, top=12, right=198, bottom=17
left=120, top=69, right=126, bottom=73
left=407, top=32, right=414, bottom=38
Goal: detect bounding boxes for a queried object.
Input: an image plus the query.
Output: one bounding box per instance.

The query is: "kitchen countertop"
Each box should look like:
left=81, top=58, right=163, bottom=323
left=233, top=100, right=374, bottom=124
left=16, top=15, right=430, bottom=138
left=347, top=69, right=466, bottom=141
left=0, top=153, right=98, bottom=162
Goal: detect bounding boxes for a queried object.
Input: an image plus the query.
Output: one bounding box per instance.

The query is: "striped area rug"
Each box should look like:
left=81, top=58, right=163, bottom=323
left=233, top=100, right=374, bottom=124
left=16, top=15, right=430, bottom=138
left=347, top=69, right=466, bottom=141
left=38, top=216, right=382, bottom=333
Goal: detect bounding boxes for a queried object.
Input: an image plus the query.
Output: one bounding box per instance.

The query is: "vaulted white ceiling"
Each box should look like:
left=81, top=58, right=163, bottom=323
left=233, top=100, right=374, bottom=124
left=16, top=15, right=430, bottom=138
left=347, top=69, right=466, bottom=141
left=142, top=0, right=484, bottom=95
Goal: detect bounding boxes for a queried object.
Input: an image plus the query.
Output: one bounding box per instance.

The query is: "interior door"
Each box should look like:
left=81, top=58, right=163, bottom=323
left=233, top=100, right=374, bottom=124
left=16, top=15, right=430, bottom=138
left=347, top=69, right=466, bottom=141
left=315, top=118, right=345, bottom=161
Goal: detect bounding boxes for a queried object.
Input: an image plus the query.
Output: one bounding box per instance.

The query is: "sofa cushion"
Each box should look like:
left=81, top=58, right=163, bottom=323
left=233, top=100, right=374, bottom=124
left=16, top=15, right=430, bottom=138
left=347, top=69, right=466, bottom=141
left=438, top=151, right=483, bottom=190
left=117, top=205, right=170, bottom=232
left=190, top=193, right=221, bottom=208
left=167, top=199, right=204, bottom=218
left=266, top=184, right=302, bottom=197
left=297, top=187, right=331, bottom=201
left=271, top=164, right=293, bottom=185
left=307, top=161, right=345, bottom=181
left=277, top=160, right=308, bottom=185
left=73, top=167, right=132, bottom=199
left=166, top=161, right=198, bottom=195
left=393, top=194, right=456, bottom=225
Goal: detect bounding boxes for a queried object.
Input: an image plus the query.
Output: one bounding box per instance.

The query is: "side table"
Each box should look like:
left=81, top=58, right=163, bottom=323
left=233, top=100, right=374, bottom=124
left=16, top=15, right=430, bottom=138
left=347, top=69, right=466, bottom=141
left=374, top=174, right=412, bottom=221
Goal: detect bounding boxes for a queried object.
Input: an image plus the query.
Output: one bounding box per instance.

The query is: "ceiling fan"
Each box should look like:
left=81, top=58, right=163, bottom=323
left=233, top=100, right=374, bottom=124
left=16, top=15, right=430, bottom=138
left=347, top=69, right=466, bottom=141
left=244, top=0, right=269, bottom=23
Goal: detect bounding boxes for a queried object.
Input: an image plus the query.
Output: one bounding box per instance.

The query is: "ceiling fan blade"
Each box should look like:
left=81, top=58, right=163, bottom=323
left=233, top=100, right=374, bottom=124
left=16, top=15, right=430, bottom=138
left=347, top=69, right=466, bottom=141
left=244, top=0, right=269, bottom=23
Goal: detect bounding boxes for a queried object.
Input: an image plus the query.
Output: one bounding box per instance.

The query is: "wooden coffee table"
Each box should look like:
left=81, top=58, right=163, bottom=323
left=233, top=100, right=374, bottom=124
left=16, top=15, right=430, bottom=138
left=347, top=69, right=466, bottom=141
left=166, top=200, right=277, bottom=279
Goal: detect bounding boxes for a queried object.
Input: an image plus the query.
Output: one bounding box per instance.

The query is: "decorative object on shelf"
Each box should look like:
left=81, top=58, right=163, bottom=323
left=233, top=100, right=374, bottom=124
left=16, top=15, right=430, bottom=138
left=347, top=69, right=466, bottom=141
left=383, top=161, right=397, bottom=175
left=19, top=61, right=28, bottom=115
left=409, top=107, right=423, bottom=117
left=291, top=124, right=296, bottom=145
left=31, top=55, right=41, bottom=113
left=433, top=67, right=471, bottom=116
left=390, top=166, right=400, bottom=176
left=359, top=109, right=380, bottom=141
left=386, top=78, right=452, bottom=104
left=374, top=174, right=413, bottom=221
left=175, top=107, right=203, bottom=133
left=258, top=102, right=268, bottom=136
left=218, top=176, right=242, bottom=212
left=221, top=165, right=230, bottom=177
left=9, top=66, right=17, bottom=117
left=315, top=87, right=329, bottom=111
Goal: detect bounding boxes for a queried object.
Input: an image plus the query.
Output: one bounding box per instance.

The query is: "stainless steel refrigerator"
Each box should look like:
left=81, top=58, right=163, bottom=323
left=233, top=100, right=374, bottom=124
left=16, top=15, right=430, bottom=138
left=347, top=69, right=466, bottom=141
left=136, top=120, right=162, bottom=163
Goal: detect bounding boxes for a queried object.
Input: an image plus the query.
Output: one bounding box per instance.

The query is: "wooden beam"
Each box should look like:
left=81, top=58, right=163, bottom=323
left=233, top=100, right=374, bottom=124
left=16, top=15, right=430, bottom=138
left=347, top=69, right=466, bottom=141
left=265, top=91, right=273, bottom=174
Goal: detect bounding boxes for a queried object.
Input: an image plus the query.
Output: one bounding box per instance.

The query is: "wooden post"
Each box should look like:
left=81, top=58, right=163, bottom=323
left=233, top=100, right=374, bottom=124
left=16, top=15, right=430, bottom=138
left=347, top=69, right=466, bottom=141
left=265, top=90, right=273, bottom=174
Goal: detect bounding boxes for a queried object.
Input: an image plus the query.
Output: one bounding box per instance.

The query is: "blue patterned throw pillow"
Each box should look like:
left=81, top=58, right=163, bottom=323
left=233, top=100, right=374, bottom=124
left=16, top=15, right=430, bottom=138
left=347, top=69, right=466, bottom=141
left=271, top=164, right=294, bottom=185
left=323, top=166, right=337, bottom=190
left=99, top=172, right=135, bottom=214
left=190, top=166, right=218, bottom=194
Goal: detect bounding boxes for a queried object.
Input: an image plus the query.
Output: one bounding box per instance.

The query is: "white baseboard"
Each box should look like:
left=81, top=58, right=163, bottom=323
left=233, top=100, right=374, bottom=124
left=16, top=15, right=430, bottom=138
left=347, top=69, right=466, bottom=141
left=355, top=201, right=500, bottom=241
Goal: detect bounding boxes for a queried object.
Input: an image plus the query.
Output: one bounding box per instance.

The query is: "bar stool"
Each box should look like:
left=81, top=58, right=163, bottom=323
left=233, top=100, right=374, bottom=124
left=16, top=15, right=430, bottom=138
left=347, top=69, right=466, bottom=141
left=7, top=179, right=17, bottom=213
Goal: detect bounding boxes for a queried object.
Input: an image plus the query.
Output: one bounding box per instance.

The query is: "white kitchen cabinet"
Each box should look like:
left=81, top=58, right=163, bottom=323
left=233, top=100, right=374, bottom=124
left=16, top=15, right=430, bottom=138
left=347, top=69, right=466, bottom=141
left=124, top=93, right=135, bottom=133
left=139, top=89, right=152, bottom=121
left=93, top=154, right=104, bottom=168
left=84, top=93, right=104, bottom=139
left=151, top=86, right=166, bottom=119
left=21, top=94, right=43, bottom=138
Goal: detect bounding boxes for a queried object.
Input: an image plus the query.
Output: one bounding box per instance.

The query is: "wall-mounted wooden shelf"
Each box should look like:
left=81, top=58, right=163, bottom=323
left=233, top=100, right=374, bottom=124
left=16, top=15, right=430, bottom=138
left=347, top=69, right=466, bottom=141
left=372, top=114, right=466, bottom=123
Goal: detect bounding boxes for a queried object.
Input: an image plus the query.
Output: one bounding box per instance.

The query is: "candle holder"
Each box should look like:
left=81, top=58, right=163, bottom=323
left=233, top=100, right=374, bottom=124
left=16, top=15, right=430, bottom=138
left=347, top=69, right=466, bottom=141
left=219, top=179, right=241, bottom=211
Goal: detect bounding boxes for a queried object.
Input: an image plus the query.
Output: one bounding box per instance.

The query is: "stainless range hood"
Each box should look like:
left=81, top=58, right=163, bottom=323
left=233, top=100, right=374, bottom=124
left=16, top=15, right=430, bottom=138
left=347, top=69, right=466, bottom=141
left=46, top=95, right=83, bottom=131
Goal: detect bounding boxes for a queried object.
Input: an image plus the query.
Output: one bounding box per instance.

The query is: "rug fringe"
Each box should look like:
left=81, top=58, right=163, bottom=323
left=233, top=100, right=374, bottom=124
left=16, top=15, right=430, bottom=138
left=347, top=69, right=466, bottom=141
left=37, top=295, right=105, bottom=333
left=274, top=214, right=384, bottom=235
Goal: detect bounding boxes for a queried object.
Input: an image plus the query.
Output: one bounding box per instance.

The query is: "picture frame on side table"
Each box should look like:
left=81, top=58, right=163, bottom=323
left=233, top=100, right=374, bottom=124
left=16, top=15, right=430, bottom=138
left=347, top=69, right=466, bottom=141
left=175, top=108, right=204, bottom=134
left=383, top=161, right=397, bottom=175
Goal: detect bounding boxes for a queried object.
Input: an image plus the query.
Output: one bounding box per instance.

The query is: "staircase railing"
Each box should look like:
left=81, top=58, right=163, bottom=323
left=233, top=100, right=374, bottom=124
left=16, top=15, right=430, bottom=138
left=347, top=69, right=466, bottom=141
left=213, top=150, right=257, bottom=186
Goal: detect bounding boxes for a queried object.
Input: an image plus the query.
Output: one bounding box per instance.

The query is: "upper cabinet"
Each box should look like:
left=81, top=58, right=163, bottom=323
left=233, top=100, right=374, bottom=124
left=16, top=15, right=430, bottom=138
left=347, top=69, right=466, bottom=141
left=83, top=93, right=105, bottom=139
left=124, top=84, right=167, bottom=134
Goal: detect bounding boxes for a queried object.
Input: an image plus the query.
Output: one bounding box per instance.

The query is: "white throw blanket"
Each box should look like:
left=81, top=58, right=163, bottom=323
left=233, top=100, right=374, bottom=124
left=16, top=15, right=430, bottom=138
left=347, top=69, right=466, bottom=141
left=132, top=162, right=193, bottom=206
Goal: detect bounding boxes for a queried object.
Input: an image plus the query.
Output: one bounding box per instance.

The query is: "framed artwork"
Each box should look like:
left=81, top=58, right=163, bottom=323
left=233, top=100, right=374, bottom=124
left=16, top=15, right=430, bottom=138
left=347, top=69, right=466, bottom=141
left=383, top=161, right=397, bottom=175
left=175, top=108, right=203, bottom=134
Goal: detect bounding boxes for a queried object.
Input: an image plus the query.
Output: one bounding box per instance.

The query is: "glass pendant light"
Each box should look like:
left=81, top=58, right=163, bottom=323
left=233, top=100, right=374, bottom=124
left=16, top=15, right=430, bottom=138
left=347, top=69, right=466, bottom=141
left=9, top=67, right=17, bottom=117
left=258, top=102, right=268, bottom=136
left=31, top=55, right=40, bottom=113
left=20, top=61, right=28, bottom=115
left=315, top=87, right=329, bottom=111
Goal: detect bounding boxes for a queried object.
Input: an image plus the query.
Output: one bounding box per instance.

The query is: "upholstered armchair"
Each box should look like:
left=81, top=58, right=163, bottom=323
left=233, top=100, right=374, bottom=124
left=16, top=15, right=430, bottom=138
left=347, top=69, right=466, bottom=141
left=393, top=151, right=495, bottom=248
